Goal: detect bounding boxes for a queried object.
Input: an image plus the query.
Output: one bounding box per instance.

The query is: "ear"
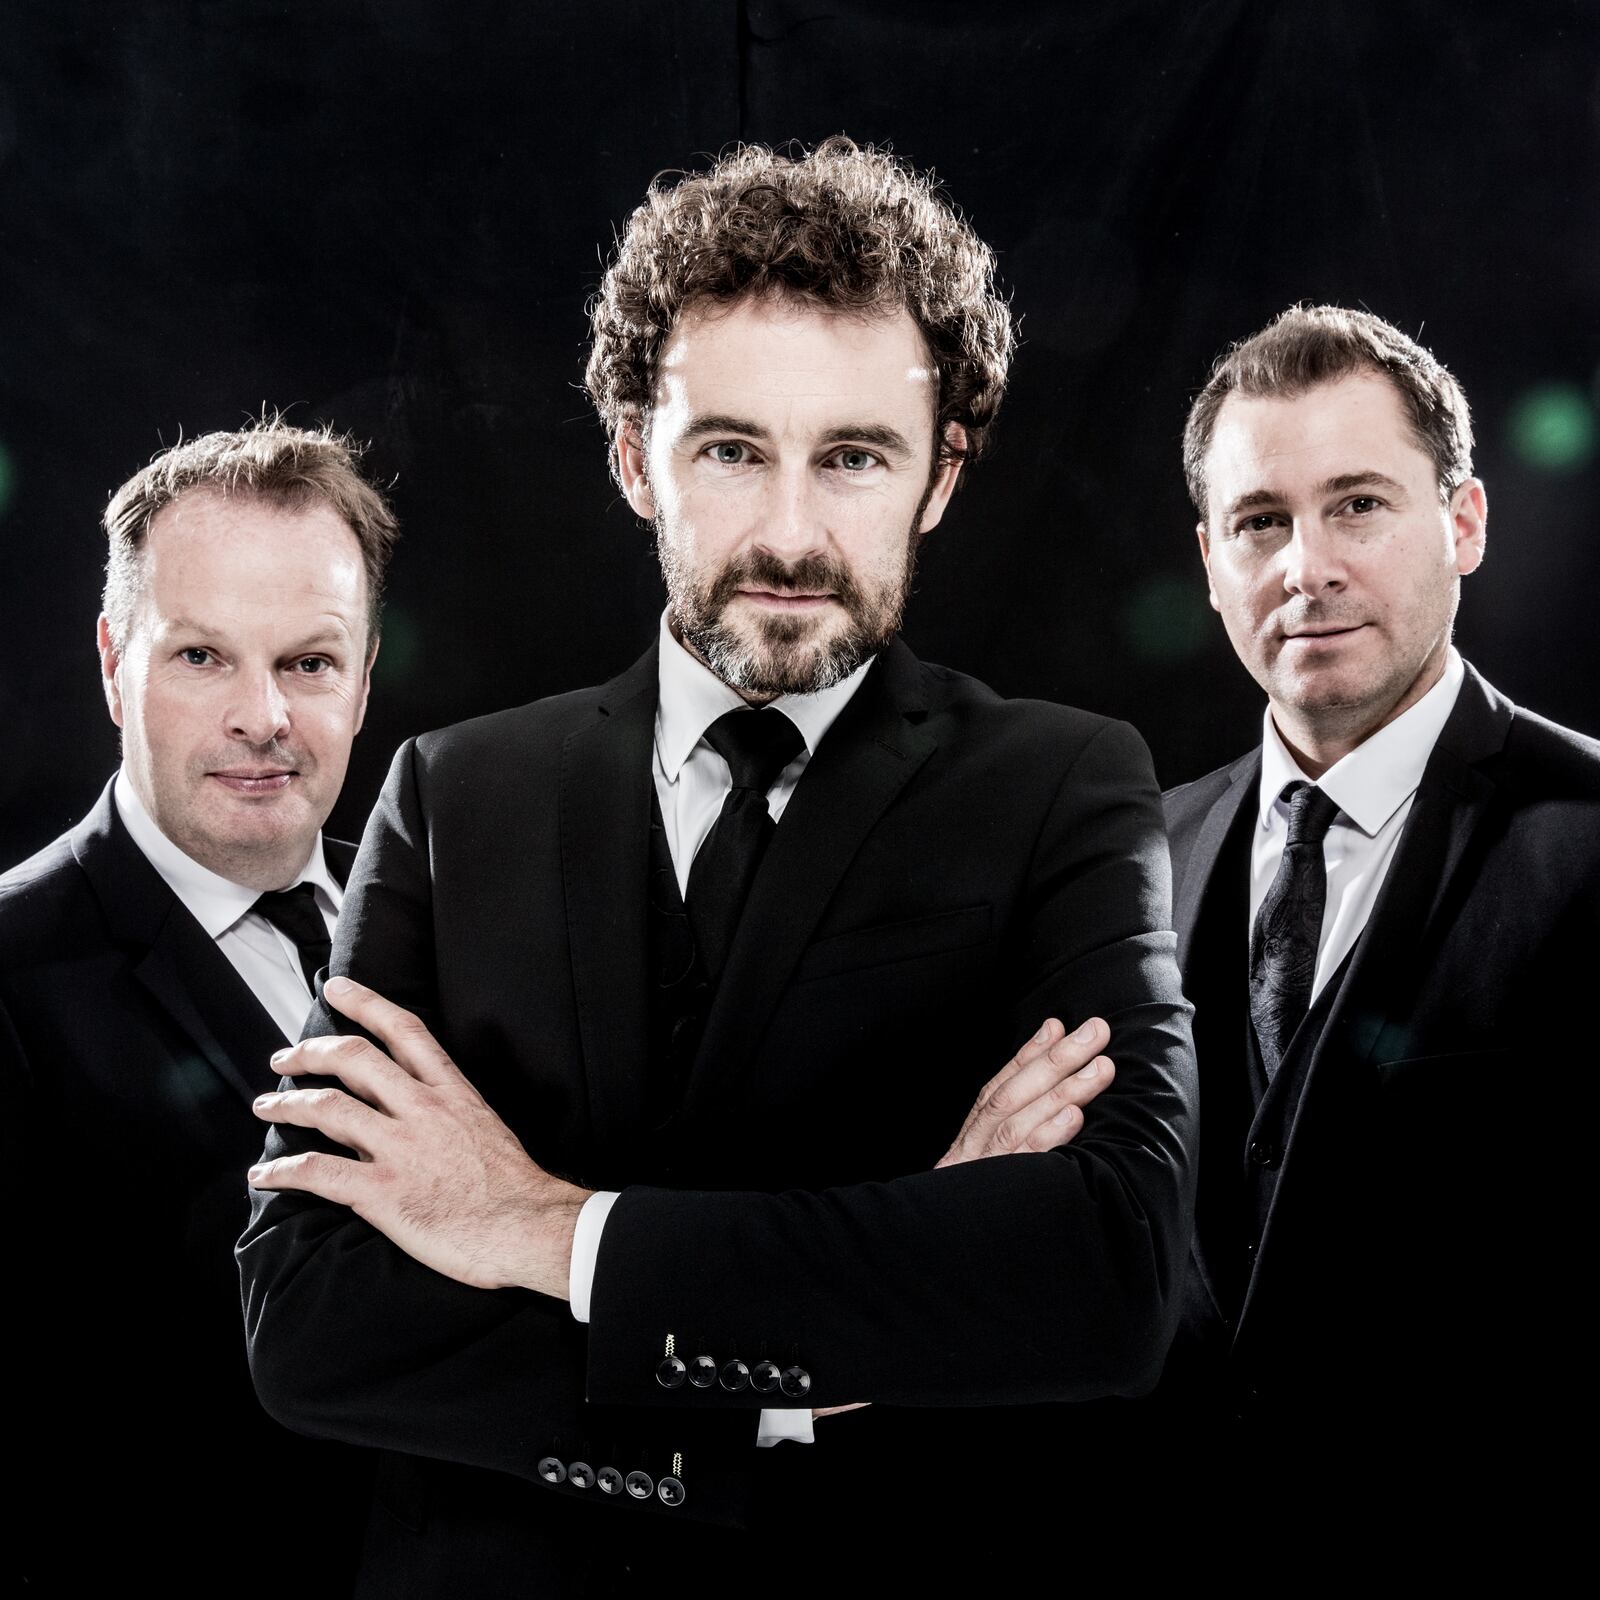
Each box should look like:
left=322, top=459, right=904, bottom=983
left=616, top=417, right=656, bottom=519
left=1196, top=522, right=1221, bottom=613
left=1449, top=477, right=1487, bottom=576
left=355, top=636, right=379, bottom=735
left=97, top=614, right=125, bottom=728
left=916, top=424, right=968, bottom=536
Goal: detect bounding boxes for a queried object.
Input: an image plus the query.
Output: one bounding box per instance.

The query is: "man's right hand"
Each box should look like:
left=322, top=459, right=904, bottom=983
left=816, top=1017, right=1116, bottom=1418
left=936, top=1016, right=1114, bottom=1168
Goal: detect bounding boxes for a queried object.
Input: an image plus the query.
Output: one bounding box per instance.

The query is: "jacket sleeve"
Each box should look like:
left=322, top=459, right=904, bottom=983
left=584, top=718, right=1198, bottom=1410
left=236, top=738, right=756, bottom=1521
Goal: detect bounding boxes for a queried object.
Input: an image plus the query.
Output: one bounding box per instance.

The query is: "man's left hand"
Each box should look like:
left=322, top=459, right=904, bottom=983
left=248, top=976, right=589, bottom=1298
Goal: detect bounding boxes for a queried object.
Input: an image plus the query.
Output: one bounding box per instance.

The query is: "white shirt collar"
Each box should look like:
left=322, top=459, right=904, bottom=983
left=1258, top=647, right=1465, bottom=836
left=653, top=609, right=875, bottom=783
left=113, top=766, right=341, bottom=936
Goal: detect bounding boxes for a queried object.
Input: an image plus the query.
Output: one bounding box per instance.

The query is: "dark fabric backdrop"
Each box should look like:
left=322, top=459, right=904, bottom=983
left=3, top=0, right=1596, bottom=865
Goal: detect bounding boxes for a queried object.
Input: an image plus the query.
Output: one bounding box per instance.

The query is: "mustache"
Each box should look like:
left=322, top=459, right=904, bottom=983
left=705, top=550, right=866, bottom=615
left=1275, top=601, right=1368, bottom=633
left=195, top=739, right=306, bottom=771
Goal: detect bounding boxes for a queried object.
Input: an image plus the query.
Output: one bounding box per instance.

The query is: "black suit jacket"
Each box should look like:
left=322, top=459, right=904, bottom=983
left=0, top=780, right=364, bottom=1596
left=238, top=640, right=1199, bottom=1595
left=1158, top=664, right=1598, bottom=1538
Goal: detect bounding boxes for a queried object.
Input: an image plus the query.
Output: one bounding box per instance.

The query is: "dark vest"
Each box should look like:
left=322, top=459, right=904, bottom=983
left=1190, top=798, right=1356, bottom=1319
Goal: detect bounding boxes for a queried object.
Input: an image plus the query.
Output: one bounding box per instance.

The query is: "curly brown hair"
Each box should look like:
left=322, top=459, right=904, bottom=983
left=585, top=136, right=1015, bottom=472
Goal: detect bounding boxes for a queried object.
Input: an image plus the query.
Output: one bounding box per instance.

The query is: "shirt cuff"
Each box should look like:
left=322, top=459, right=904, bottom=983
left=568, top=1189, right=622, bottom=1323
left=756, top=1407, right=816, bottom=1447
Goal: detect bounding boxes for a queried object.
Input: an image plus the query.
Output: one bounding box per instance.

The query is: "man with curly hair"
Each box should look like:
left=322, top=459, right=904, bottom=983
left=240, top=139, right=1197, bottom=1595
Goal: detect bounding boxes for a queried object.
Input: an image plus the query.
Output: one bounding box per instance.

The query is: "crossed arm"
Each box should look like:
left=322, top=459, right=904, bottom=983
left=248, top=979, right=1116, bottom=1301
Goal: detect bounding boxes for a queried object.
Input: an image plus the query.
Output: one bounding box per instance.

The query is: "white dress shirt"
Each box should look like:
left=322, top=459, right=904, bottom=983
left=114, top=768, right=343, bottom=1042
left=569, top=613, right=877, bottom=1447
left=1252, top=648, right=1464, bottom=1002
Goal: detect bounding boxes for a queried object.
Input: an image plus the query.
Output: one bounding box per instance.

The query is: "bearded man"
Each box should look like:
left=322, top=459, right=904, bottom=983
left=238, top=139, right=1197, bottom=1597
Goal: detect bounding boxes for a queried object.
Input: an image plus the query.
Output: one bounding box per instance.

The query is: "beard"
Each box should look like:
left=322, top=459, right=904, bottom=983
left=658, top=528, right=922, bottom=698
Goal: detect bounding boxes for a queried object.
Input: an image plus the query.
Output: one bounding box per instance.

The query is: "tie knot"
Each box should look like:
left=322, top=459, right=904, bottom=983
left=250, top=882, right=327, bottom=944
left=1281, top=781, right=1340, bottom=847
left=703, top=708, right=806, bottom=795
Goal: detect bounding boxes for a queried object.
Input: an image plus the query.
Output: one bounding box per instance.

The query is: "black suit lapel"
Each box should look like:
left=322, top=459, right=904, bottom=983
left=1174, top=763, right=1259, bottom=1326
left=560, top=646, right=659, bottom=1148
left=133, top=903, right=290, bottom=1100
left=1173, top=752, right=1259, bottom=974
left=70, top=779, right=288, bottom=1106
left=1241, top=665, right=1515, bottom=1324
left=680, top=640, right=938, bottom=1117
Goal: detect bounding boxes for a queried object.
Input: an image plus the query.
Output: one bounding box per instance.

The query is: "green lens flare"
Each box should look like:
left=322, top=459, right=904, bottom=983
left=1508, top=384, right=1596, bottom=472
left=1121, top=573, right=1211, bottom=664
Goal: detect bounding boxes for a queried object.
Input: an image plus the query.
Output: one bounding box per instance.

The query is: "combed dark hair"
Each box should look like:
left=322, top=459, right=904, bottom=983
left=585, top=136, right=1015, bottom=472
left=1183, top=304, right=1475, bottom=515
left=103, top=416, right=399, bottom=650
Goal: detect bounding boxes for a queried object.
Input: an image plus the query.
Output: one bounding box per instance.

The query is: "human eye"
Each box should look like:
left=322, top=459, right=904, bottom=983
left=824, top=447, right=883, bottom=473
left=287, top=656, right=333, bottom=676
left=702, top=440, right=755, bottom=466
left=178, top=647, right=214, bottom=667
left=1341, top=495, right=1383, bottom=516
left=1232, top=512, right=1285, bottom=539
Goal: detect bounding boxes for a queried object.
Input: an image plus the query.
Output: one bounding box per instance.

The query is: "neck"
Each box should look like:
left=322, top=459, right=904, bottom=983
left=1272, top=643, right=1449, bottom=779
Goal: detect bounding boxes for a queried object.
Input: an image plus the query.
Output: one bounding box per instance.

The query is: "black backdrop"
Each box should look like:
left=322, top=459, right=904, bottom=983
left=3, top=0, right=1596, bottom=866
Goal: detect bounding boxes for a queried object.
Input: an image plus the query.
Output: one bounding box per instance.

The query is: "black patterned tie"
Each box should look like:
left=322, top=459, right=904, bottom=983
left=686, top=708, right=806, bottom=978
left=249, top=882, right=332, bottom=993
left=1249, top=782, right=1341, bottom=1079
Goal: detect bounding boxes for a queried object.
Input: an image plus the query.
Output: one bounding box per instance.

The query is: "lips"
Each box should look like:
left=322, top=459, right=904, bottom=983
left=1281, top=622, right=1366, bottom=642
left=737, top=589, right=836, bottom=609
left=209, top=769, right=297, bottom=795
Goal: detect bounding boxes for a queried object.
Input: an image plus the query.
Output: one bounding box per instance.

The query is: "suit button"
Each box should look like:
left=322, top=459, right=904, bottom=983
left=1247, top=1139, right=1281, bottom=1169
left=779, top=1364, right=811, bottom=1399
left=719, top=1359, right=750, bottom=1393
left=657, top=1475, right=686, bottom=1507
left=625, top=1470, right=654, bottom=1500
left=688, top=1355, right=718, bottom=1388
left=656, top=1356, right=687, bottom=1389
left=597, top=1467, right=624, bottom=1495
left=567, top=1461, right=595, bottom=1489
left=750, top=1361, right=781, bottom=1395
left=537, top=1457, right=567, bottom=1485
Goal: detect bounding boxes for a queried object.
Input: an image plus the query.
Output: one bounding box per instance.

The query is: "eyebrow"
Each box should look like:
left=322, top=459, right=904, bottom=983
left=678, top=413, right=917, bottom=461
left=161, top=618, right=355, bottom=653
left=1223, top=470, right=1409, bottom=518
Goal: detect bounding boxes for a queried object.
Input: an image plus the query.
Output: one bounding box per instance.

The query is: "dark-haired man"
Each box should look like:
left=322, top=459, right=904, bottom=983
left=1160, top=304, right=1598, bottom=1545
left=240, top=139, right=1197, bottom=1593
left=0, top=421, right=395, bottom=1592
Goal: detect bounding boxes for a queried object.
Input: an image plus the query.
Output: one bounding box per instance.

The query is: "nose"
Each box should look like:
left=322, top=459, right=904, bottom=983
left=1281, top=518, right=1347, bottom=598
left=227, top=665, right=291, bottom=747
left=756, top=464, right=828, bottom=563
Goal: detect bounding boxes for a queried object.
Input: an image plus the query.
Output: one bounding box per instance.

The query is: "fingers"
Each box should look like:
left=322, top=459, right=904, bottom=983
left=321, top=977, right=462, bottom=1087
left=270, top=1031, right=415, bottom=1113
left=938, top=1016, right=1115, bottom=1168
left=988, top=1017, right=1110, bottom=1123
left=969, top=1017, right=1067, bottom=1109
left=253, top=1080, right=391, bottom=1156
left=247, top=1147, right=367, bottom=1206
left=990, top=1055, right=1114, bottom=1156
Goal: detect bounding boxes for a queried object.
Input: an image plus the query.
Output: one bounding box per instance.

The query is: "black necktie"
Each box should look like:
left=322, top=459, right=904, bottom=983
left=250, top=882, right=332, bottom=993
left=1249, top=781, right=1341, bottom=1079
left=686, top=708, right=806, bottom=978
